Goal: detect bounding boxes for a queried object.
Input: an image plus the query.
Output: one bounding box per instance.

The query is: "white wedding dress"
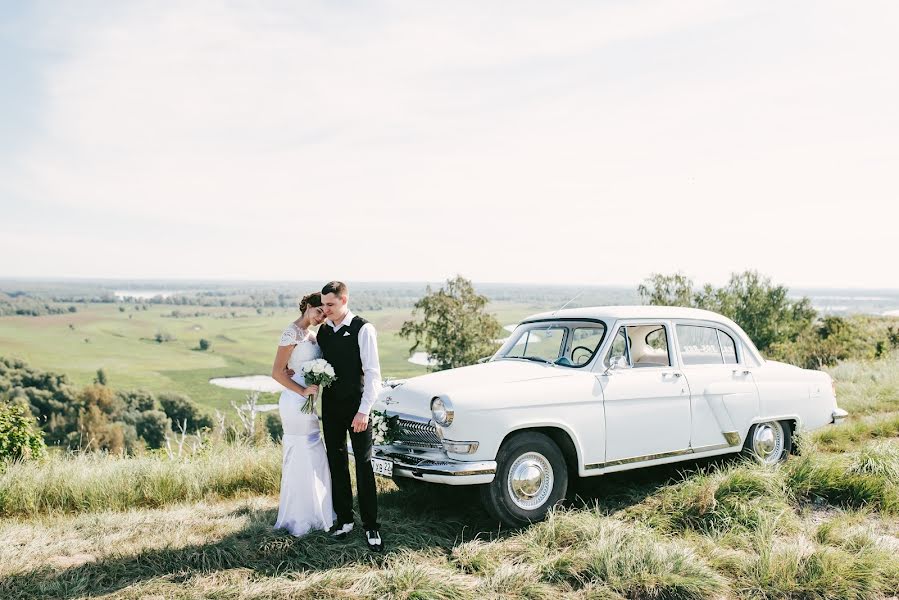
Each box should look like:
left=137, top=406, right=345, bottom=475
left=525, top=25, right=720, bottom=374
left=274, top=323, right=336, bottom=536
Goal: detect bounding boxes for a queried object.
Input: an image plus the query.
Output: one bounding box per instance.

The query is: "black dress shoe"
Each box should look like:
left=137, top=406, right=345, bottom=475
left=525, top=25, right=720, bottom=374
left=328, top=522, right=353, bottom=540
left=365, top=529, right=383, bottom=552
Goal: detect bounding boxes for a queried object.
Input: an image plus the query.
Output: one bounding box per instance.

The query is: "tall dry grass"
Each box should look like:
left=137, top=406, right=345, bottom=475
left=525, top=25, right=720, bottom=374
left=0, top=442, right=281, bottom=518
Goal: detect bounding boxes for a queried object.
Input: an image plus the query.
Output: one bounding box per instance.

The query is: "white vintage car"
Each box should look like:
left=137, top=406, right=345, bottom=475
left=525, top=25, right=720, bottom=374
left=371, top=306, right=848, bottom=526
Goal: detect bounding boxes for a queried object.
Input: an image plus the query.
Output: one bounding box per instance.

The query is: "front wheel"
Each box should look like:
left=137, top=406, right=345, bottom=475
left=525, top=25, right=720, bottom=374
left=480, top=432, right=568, bottom=527
left=742, top=420, right=792, bottom=465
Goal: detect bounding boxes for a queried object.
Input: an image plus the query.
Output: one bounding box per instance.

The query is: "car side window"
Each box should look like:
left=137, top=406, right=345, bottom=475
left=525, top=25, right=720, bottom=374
left=631, top=325, right=671, bottom=367
left=676, top=324, right=724, bottom=365
left=718, top=329, right=738, bottom=364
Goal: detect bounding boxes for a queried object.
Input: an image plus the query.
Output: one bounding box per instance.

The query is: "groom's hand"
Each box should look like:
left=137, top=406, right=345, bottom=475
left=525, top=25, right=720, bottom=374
left=351, top=412, right=368, bottom=433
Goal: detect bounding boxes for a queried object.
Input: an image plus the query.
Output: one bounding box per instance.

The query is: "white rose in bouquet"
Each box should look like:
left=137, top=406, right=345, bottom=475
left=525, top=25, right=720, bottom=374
left=297, top=359, right=337, bottom=414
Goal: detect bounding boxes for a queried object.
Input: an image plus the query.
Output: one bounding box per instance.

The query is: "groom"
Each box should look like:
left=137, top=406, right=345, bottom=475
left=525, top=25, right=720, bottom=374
left=318, top=281, right=383, bottom=552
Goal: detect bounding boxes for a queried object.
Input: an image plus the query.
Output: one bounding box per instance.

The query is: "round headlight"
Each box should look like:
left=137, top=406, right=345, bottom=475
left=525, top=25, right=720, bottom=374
left=430, top=396, right=454, bottom=426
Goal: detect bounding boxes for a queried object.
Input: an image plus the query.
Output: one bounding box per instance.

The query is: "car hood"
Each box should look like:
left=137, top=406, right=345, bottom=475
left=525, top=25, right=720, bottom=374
left=377, top=360, right=573, bottom=418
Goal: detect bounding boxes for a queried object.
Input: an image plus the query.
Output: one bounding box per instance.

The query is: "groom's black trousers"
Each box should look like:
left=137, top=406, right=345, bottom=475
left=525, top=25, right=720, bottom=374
left=322, top=400, right=379, bottom=531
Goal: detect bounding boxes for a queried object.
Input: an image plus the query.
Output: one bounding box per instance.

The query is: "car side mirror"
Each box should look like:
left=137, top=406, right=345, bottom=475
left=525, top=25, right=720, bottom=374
left=603, top=355, right=627, bottom=375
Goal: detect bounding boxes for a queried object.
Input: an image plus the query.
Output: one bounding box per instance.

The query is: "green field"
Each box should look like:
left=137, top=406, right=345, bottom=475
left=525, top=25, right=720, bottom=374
left=0, top=303, right=538, bottom=411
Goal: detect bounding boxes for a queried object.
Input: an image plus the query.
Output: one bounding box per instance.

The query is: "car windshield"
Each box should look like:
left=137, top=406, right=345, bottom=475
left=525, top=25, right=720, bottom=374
left=494, top=321, right=607, bottom=368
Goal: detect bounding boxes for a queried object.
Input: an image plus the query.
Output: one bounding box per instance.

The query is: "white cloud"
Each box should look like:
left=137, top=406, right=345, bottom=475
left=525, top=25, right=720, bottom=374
left=3, top=0, right=898, bottom=287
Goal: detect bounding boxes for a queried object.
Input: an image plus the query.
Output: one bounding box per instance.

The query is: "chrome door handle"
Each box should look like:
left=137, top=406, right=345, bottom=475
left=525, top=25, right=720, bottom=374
left=733, top=369, right=751, bottom=376
left=662, top=371, right=682, bottom=378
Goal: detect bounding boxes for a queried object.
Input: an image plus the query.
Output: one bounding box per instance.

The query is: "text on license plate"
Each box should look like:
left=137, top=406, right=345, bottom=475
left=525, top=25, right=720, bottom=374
left=372, top=458, right=393, bottom=477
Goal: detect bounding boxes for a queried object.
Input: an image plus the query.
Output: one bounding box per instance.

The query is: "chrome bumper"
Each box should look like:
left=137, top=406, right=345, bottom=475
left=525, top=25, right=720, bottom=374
left=831, top=408, right=849, bottom=424
left=372, top=444, right=496, bottom=485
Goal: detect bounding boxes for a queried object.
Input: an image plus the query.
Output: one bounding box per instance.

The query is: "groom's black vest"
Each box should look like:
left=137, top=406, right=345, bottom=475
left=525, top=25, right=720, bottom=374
left=318, top=315, right=368, bottom=408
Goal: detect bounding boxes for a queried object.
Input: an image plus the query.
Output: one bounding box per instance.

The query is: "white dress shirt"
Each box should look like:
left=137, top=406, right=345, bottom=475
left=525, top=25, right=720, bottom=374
left=324, top=309, right=382, bottom=416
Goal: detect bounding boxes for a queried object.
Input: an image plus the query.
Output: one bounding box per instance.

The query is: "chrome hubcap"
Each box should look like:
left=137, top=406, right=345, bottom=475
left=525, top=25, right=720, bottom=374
left=752, top=422, right=784, bottom=464
left=507, top=452, right=553, bottom=510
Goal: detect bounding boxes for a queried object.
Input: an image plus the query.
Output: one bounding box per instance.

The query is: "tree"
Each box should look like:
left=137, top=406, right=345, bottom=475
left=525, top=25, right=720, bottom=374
left=399, top=275, right=503, bottom=371
left=637, top=273, right=695, bottom=307
left=700, top=271, right=815, bottom=352
left=638, top=270, right=816, bottom=353
left=0, top=402, right=46, bottom=462
left=198, top=338, right=211, bottom=351
left=94, top=368, right=108, bottom=386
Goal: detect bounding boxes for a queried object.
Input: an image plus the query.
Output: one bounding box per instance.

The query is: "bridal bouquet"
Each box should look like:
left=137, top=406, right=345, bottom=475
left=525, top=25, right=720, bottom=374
left=370, top=410, right=400, bottom=445
left=299, top=359, right=336, bottom=414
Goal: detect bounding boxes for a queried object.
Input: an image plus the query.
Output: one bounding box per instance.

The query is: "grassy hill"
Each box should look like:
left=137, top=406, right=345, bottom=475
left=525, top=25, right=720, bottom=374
left=1, top=355, right=898, bottom=599
left=0, top=303, right=536, bottom=411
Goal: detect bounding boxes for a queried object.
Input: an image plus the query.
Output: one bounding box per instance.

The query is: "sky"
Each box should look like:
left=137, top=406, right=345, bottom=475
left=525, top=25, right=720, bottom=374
left=1, top=1, right=897, bottom=288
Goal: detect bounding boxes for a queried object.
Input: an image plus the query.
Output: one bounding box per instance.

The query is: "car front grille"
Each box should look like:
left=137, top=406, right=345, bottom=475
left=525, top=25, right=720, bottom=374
left=395, top=417, right=442, bottom=449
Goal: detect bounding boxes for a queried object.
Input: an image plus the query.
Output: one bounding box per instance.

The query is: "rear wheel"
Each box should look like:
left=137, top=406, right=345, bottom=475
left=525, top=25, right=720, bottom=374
left=742, top=420, right=791, bottom=465
left=480, top=432, right=568, bottom=527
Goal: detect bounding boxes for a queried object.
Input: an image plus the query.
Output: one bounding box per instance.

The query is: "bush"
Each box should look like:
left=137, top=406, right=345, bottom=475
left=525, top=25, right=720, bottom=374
left=134, top=410, right=172, bottom=449
left=265, top=412, right=283, bottom=442
left=198, top=338, right=211, bottom=351
left=159, top=392, right=213, bottom=433
left=769, top=316, right=876, bottom=369
left=154, top=331, right=175, bottom=343
left=117, top=388, right=159, bottom=412
left=0, top=402, right=46, bottom=463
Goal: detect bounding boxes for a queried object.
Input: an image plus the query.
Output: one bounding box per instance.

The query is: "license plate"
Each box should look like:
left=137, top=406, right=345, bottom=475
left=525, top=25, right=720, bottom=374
left=372, top=457, right=393, bottom=477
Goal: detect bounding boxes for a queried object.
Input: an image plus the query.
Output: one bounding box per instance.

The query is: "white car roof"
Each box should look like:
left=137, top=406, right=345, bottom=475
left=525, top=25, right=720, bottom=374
left=522, top=305, right=735, bottom=325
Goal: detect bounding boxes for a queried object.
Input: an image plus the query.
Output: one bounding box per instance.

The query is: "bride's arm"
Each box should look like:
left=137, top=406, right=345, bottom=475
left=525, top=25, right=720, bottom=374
left=271, top=345, right=313, bottom=396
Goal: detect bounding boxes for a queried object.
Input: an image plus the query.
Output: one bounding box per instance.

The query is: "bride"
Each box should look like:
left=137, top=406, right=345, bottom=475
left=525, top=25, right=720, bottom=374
left=271, top=292, right=335, bottom=536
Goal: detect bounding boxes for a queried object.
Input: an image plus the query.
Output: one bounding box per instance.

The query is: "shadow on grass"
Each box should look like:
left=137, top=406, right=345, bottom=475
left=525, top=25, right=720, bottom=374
left=0, top=484, right=497, bottom=600
left=0, top=455, right=740, bottom=599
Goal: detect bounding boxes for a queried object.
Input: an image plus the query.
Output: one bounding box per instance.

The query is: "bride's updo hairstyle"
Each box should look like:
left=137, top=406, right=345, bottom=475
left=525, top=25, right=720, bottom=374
left=299, top=292, right=323, bottom=314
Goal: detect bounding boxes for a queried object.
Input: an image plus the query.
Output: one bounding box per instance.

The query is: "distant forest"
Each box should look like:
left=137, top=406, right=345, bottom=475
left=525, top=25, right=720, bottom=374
left=0, top=280, right=639, bottom=313
left=2, top=279, right=898, bottom=316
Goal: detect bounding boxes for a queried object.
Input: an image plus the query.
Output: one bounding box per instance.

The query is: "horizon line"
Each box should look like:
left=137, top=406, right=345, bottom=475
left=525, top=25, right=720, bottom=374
left=1, top=275, right=898, bottom=293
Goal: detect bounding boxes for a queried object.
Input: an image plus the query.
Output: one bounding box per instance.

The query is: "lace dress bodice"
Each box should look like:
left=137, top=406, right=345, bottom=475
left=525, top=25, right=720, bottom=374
left=279, top=323, right=322, bottom=378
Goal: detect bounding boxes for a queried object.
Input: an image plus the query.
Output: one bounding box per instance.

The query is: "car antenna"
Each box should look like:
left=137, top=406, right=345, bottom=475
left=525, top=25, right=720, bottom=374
left=551, top=291, right=584, bottom=317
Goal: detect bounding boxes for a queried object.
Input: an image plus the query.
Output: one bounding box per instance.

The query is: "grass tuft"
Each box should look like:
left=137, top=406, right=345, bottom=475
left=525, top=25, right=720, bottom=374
left=518, top=508, right=725, bottom=599
left=732, top=523, right=897, bottom=600
left=784, top=452, right=899, bottom=514
left=625, top=463, right=795, bottom=536
left=353, top=552, right=475, bottom=599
